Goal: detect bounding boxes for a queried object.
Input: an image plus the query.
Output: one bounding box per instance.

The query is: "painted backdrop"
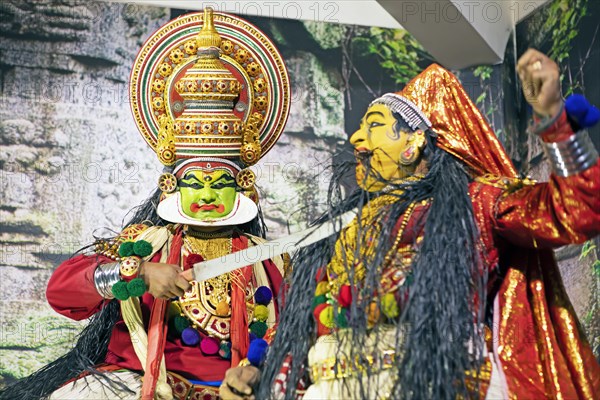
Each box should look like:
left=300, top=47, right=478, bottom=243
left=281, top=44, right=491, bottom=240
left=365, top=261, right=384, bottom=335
left=0, top=0, right=598, bottom=385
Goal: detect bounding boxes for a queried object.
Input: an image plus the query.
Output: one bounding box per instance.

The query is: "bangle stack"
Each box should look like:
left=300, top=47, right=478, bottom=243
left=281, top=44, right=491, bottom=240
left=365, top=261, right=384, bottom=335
left=543, top=129, right=599, bottom=177
left=111, top=240, right=153, bottom=300
left=94, top=262, right=121, bottom=299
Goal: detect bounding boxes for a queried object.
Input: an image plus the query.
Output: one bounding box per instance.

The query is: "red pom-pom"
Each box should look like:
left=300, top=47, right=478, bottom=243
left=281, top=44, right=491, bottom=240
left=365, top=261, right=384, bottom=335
left=185, top=254, right=204, bottom=270
left=338, top=285, right=353, bottom=307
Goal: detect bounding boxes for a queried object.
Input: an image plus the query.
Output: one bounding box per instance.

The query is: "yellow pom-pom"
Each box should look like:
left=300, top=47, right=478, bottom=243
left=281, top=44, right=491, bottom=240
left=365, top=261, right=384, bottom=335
left=318, top=305, right=335, bottom=328
left=254, top=304, right=269, bottom=322
left=216, top=301, right=230, bottom=317
left=381, top=293, right=399, bottom=319
left=315, top=281, right=330, bottom=296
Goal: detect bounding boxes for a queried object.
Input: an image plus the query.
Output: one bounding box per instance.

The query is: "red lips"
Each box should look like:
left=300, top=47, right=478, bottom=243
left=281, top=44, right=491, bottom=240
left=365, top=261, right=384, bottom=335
left=190, top=203, right=225, bottom=213
left=354, top=147, right=372, bottom=160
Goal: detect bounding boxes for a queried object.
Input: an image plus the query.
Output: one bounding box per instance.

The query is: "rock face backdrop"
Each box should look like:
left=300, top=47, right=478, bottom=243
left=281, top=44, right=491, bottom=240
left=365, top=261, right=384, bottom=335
left=1, top=0, right=598, bottom=386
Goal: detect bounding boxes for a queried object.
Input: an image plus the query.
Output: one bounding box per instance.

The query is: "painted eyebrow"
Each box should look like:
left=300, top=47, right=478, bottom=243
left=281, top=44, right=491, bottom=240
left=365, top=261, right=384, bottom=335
left=211, top=174, right=235, bottom=184
left=360, top=111, right=386, bottom=129
left=365, top=111, right=385, bottom=120
left=181, top=173, right=202, bottom=183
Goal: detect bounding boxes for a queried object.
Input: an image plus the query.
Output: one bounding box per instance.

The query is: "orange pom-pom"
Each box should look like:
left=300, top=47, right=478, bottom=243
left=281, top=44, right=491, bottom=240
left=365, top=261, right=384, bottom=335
left=367, top=302, right=380, bottom=328
left=216, top=301, right=230, bottom=317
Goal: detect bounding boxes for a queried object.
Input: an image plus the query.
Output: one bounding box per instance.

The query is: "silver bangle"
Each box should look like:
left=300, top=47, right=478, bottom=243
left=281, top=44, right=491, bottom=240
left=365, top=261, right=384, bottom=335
left=94, top=262, right=121, bottom=299
left=542, top=130, right=599, bottom=177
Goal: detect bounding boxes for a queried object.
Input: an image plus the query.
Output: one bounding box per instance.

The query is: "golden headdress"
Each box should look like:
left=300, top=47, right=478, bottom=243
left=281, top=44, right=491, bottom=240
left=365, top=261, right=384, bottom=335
left=129, top=8, right=290, bottom=226
left=130, top=8, right=290, bottom=169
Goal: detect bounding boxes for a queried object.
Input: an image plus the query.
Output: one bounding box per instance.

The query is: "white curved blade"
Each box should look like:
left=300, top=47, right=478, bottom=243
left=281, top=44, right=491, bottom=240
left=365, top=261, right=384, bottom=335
left=192, top=209, right=357, bottom=281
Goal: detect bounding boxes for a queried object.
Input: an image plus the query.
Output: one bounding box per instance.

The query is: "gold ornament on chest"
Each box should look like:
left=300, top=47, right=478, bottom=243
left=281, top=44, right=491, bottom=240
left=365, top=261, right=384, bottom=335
left=177, top=235, right=254, bottom=340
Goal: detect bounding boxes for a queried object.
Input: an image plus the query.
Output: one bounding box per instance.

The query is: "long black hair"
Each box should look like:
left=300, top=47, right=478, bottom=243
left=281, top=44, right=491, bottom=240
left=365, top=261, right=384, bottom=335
left=258, top=120, right=487, bottom=399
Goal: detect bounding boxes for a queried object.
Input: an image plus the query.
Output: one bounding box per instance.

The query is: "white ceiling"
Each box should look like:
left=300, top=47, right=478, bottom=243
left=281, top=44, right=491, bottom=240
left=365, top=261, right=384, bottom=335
left=110, top=0, right=404, bottom=28
left=109, top=0, right=550, bottom=68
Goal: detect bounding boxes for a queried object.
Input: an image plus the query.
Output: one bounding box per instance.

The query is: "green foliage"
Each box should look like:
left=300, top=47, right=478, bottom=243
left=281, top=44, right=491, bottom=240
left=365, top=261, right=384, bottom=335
left=593, top=260, right=600, bottom=276
left=472, top=65, right=499, bottom=130
left=0, top=312, right=83, bottom=381
left=475, top=92, right=487, bottom=106
left=580, top=240, right=597, bottom=260
left=543, top=0, right=588, bottom=64
left=473, top=66, right=493, bottom=81
left=352, top=27, right=426, bottom=85
left=578, top=239, right=600, bottom=358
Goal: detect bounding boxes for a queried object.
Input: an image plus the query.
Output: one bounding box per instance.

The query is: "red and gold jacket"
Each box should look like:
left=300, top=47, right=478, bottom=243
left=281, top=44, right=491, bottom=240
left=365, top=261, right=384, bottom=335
left=46, top=229, right=283, bottom=383
left=311, top=110, right=600, bottom=399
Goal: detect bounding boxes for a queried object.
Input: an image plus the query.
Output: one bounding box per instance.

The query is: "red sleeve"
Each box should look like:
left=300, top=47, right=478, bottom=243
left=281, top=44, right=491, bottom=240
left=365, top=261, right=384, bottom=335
left=46, top=254, right=112, bottom=320
left=494, top=161, right=600, bottom=248
left=494, top=111, right=600, bottom=248
left=535, top=108, right=575, bottom=143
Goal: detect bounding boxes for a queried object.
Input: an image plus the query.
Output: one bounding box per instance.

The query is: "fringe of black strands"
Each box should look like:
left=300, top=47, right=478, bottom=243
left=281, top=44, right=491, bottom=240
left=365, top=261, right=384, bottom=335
left=256, top=153, right=361, bottom=400
left=257, top=142, right=486, bottom=399
left=0, top=300, right=123, bottom=400
left=393, top=149, right=486, bottom=399
left=256, top=239, right=337, bottom=399
left=340, top=147, right=486, bottom=399
left=122, top=187, right=167, bottom=227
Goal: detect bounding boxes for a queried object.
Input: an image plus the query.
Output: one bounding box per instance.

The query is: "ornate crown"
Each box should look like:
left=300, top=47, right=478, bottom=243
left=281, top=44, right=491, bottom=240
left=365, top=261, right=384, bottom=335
left=130, top=8, right=290, bottom=168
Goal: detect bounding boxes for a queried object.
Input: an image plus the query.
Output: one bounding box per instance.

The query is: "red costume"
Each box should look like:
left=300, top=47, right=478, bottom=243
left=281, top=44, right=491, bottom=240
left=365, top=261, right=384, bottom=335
left=384, top=68, right=600, bottom=398
left=47, top=231, right=283, bottom=383
left=265, top=64, right=600, bottom=400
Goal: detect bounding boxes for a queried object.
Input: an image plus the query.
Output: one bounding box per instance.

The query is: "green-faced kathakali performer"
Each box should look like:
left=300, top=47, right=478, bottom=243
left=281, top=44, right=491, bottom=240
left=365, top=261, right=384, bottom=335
left=251, top=49, right=600, bottom=399
left=0, top=9, right=290, bottom=400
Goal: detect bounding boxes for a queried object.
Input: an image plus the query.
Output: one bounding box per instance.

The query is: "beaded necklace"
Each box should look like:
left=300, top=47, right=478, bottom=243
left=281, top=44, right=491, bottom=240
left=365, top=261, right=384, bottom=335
left=313, top=190, right=428, bottom=333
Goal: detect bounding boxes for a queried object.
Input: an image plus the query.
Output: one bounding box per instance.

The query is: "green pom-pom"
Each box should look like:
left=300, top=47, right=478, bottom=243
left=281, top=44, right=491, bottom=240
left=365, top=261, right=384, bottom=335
left=249, top=321, right=268, bottom=338
left=336, top=308, right=348, bottom=328
left=219, top=342, right=232, bottom=360
left=171, top=315, right=190, bottom=335
left=118, top=241, right=135, bottom=257
left=133, top=240, right=153, bottom=257
left=312, top=295, right=327, bottom=310
left=112, top=281, right=130, bottom=300
left=127, top=278, right=147, bottom=297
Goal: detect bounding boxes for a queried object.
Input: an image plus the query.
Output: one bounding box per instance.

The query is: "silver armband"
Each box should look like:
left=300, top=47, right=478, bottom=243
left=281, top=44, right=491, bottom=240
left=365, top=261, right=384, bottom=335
left=93, top=262, right=121, bottom=299
left=542, top=130, right=599, bottom=177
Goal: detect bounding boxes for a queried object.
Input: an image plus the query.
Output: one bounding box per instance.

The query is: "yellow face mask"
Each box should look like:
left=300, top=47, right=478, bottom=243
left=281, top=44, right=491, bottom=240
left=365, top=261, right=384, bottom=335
left=350, top=103, right=422, bottom=192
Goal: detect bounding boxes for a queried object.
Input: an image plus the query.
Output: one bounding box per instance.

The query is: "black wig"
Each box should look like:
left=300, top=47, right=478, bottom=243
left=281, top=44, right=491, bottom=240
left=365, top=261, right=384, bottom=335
left=258, top=121, right=487, bottom=399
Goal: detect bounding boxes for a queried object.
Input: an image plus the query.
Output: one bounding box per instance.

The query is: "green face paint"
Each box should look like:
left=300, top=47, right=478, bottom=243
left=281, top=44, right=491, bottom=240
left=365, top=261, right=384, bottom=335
left=179, top=170, right=237, bottom=220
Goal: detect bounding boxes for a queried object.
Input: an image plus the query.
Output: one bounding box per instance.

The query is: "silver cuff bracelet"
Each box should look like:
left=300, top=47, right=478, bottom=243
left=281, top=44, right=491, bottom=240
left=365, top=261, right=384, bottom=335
left=94, top=262, right=120, bottom=299
left=542, top=130, right=599, bottom=177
